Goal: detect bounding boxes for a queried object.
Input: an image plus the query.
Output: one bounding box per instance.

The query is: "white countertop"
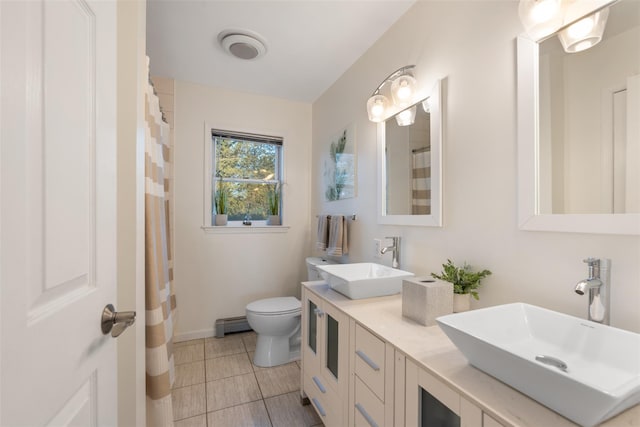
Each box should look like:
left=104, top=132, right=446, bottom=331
left=303, top=281, right=640, bottom=427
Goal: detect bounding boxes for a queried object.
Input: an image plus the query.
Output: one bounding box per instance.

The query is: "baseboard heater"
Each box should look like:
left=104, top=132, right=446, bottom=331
left=214, top=316, right=252, bottom=338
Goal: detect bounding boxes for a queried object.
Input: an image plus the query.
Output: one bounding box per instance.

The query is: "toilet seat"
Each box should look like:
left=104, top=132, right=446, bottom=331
left=246, top=297, right=301, bottom=316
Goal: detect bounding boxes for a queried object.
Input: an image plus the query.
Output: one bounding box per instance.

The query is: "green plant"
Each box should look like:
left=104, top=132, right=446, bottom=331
left=214, top=179, right=228, bottom=215
left=266, top=183, right=280, bottom=215
left=431, top=259, right=492, bottom=300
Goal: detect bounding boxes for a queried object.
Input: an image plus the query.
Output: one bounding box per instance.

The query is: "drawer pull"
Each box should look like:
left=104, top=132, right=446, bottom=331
left=356, top=350, right=381, bottom=371
left=313, top=308, right=325, bottom=318
left=355, top=403, right=379, bottom=427
left=311, top=398, right=326, bottom=417
left=312, top=376, right=326, bottom=393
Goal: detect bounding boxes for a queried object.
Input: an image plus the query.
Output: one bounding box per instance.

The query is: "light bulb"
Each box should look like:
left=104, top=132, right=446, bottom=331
left=367, top=94, right=389, bottom=122
left=530, top=0, right=560, bottom=23
left=391, top=74, right=417, bottom=107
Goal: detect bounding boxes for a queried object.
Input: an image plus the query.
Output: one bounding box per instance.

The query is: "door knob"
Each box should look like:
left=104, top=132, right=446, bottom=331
left=101, top=304, right=136, bottom=337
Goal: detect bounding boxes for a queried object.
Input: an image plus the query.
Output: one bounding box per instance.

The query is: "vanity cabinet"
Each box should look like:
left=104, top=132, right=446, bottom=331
left=350, top=322, right=396, bottom=427
left=405, top=358, right=505, bottom=427
left=301, top=288, right=349, bottom=426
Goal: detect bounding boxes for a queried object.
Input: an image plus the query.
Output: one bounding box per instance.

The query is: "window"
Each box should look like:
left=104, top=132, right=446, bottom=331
left=211, top=129, right=283, bottom=225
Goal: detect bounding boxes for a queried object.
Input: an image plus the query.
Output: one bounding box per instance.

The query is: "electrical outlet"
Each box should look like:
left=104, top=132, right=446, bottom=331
left=373, top=238, right=382, bottom=258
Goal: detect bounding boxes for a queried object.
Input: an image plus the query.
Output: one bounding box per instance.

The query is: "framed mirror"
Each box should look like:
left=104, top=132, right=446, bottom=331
left=517, top=0, right=640, bottom=235
left=377, top=79, right=442, bottom=226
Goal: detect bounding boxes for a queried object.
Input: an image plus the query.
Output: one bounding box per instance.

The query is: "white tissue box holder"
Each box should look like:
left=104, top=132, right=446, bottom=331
left=402, top=277, right=453, bottom=326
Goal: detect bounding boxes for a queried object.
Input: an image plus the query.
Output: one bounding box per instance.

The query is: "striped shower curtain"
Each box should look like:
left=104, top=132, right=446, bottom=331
left=145, top=73, right=177, bottom=426
left=412, top=148, right=431, bottom=214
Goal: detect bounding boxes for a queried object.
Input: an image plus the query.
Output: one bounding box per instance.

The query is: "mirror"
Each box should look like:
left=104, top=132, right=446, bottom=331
left=378, top=79, right=442, bottom=226
left=517, top=0, right=640, bottom=234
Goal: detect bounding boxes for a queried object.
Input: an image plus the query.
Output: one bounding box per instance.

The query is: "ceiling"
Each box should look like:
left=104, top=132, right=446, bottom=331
left=146, top=1, right=416, bottom=103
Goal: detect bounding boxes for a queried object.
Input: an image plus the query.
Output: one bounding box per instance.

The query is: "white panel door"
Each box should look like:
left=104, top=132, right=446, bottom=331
left=1, top=0, right=118, bottom=425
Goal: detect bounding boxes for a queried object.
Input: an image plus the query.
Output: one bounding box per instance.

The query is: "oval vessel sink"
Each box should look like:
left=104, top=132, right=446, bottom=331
left=437, top=303, right=640, bottom=427
left=315, top=262, right=414, bottom=299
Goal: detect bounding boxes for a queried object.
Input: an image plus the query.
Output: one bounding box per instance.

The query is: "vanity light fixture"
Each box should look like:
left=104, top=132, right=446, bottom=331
left=366, top=65, right=418, bottom=125
left=518, top=0, right=613, bottom=53
left=557, top=8, right=609, bottom=52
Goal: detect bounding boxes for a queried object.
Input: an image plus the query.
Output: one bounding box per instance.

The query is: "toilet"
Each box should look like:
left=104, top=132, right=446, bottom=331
left=246, top=257, right=336, bottom=367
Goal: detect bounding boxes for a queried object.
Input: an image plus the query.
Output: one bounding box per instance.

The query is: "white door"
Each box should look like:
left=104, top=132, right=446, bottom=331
left=1, top=0, right=119, bottom=425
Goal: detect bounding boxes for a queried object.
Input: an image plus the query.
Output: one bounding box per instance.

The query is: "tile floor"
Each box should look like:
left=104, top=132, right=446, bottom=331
left=172, top=331, right=322, bottom=427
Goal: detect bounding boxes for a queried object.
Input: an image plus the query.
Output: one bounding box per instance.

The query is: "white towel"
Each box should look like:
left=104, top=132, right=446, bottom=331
left=327, top=215, right=348, bottom=256
left=316, top=215, right=329, bottom=251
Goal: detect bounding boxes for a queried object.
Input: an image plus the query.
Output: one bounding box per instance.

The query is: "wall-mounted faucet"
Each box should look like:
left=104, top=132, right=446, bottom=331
left=574, top=258, right=610, bottom=325
left=380, top=236, right=401, bottom=269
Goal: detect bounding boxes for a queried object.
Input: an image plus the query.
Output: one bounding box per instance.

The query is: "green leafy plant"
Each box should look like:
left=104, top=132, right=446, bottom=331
left=214, top=179, right=228, bottom=215
left=431, top=259, right=492, bottom=300
left=266, top=183, right=281, bottom=215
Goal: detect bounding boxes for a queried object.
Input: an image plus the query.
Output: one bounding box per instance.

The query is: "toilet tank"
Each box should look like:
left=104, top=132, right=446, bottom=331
left=305, top=257, right=336, bottom=281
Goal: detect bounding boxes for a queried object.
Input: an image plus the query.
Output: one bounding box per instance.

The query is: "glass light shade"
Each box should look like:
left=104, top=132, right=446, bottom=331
left=422, top=98, right=431, bottom=113
left=395, top=105, right=417, bottom=127
left=367, top=94, right=390, bottom=122
left=518, top=0, right=564, bottom=40
left=391, top=74, right=417, bottom=107
left=558, top=8, right=609, bottom=53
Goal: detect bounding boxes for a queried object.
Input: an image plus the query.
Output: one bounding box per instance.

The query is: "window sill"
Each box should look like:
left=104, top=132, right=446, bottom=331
left=201, top=225, right=290, bottom=234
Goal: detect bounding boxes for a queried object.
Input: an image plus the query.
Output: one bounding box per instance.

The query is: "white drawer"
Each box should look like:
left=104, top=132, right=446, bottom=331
left=304, top=372, right=341, bottom=426
left=355, top=323, right=386, bottom=401
left=354, top=376, right=385, bottom=427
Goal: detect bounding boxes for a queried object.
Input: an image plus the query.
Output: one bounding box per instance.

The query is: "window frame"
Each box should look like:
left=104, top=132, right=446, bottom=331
left=203, top=124, right=285, bottom=229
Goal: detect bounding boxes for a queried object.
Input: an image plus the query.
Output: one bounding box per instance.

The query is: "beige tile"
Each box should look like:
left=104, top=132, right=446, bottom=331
left=174, top=414, right=207, bottom=427
left=174, top=342, right=204, bottom=365
left=205, top=335, right=245, bottom=359
left=174, top=338, right=204, bottom=348
left=241, top=331, right=257, bottom=352
left=205, top=353, right=253, bottom=381
left=207, top=400, right=272, bottom=427
left=172, top=383, right=206, bottom=421
left=173, top=361, right=205, bottom=388
left=206, top=373, right=262, bottom=412
left=265, top=391, right=322, bottom=427
left=254, top=362, right=301, bottom=398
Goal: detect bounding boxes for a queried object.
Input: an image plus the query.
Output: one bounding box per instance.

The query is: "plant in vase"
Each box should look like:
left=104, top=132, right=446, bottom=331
left=265, top=183, right=281, bottom=225
left=214, top=179, right=228, bottom=226
left=431, top=259, right=492, bottom=312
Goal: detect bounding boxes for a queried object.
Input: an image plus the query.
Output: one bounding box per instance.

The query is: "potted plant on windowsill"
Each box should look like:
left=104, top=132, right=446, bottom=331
left=266, top=183, right=281, bottom=226
left=214, top=179, right=228, bottom=226
left=431, top=259, right=492, bottom=312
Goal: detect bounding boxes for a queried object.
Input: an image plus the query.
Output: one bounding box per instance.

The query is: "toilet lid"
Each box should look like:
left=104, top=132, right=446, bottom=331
left=246, top=297, right=301, bottom=315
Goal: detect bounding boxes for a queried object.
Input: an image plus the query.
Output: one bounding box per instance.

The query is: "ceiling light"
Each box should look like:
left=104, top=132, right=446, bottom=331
left=557, top=8, right=609, bottom=53
left=218, top=30, right=267, bottom=60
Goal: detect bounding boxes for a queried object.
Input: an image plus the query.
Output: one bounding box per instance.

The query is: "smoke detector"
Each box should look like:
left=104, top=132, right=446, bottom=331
left=218, top=30, right=267, bottom=60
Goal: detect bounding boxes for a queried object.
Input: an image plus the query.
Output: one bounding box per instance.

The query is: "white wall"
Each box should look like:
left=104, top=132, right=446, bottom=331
left=311, top=1, right=640, bottom=332
left=172, top=81, right=312, bottom=340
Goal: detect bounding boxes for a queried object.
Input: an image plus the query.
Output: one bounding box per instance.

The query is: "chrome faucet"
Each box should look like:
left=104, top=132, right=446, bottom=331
left=380, top=236, right=401, bottom=269
left=574, top=258, right=610, bottom=325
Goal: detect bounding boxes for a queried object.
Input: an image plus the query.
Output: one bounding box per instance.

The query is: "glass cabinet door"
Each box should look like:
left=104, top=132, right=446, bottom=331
left=420, top=387, right=460, bottom=427
left=308, top=299, right=318, bottom=354
left=326, top=313, right=339, bottom=379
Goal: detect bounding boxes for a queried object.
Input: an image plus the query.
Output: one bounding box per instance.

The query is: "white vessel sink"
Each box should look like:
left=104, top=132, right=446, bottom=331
left=437, top=303, right=640, bottom=427
left=315, top=262, right=414, bottom=299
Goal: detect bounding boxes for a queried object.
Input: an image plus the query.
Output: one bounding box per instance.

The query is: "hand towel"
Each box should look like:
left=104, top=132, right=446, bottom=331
left=316, top=214, right=329, bottom=251
left=327, top=215, right=348, bottom=256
